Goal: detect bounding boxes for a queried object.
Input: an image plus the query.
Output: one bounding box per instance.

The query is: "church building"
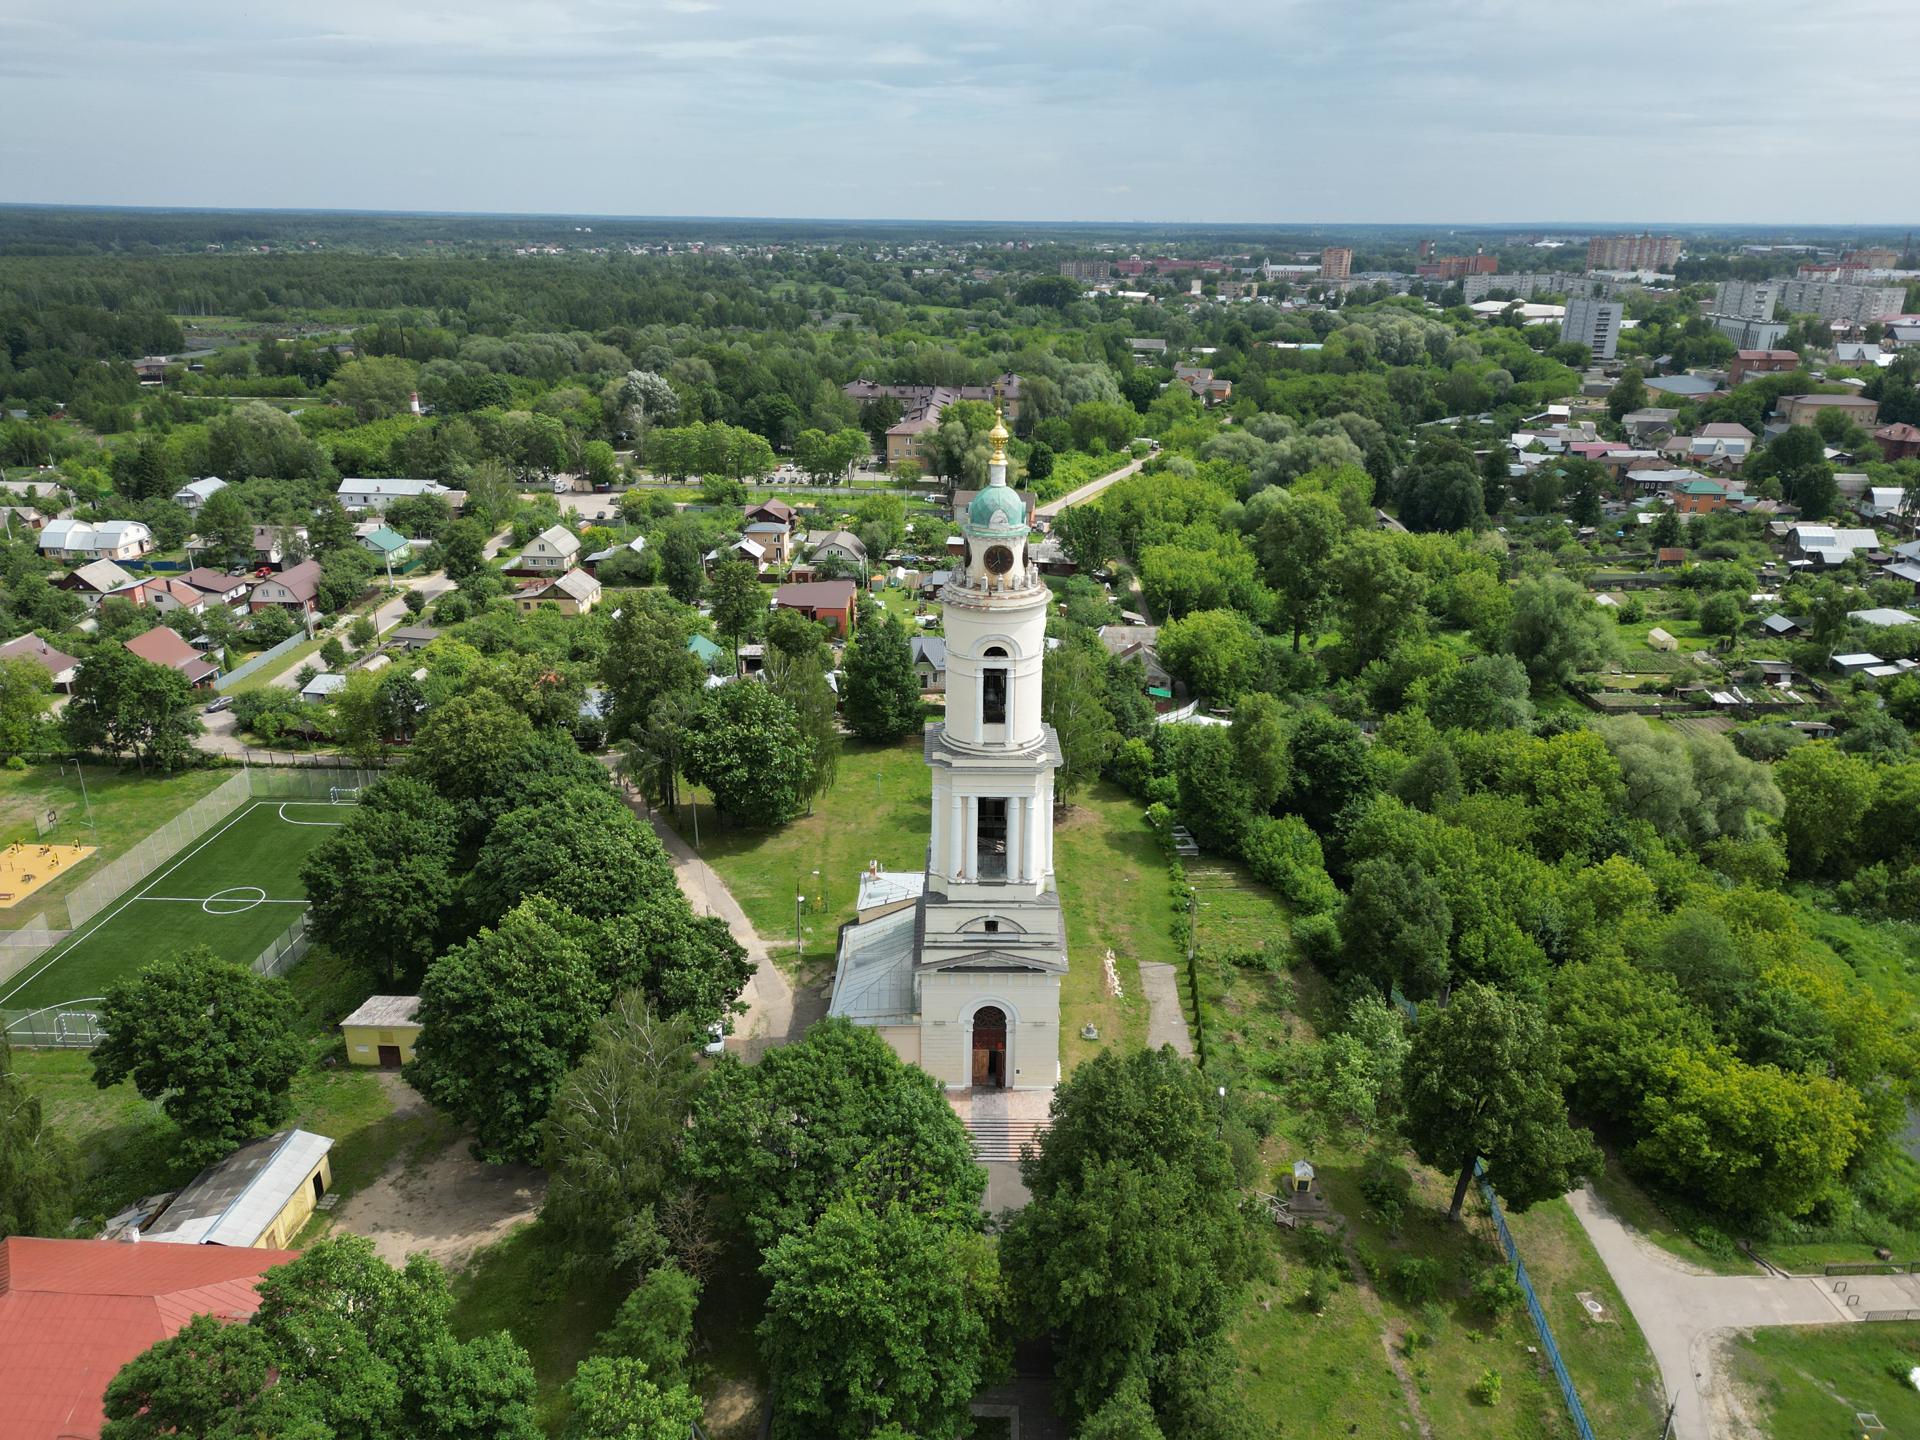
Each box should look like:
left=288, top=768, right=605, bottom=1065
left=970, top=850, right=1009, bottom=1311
left=827, top=410, right=1067, bottom=1091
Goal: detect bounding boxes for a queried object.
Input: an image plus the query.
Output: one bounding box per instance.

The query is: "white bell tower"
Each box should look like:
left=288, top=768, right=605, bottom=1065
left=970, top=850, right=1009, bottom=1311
left=928, top=409, right=1057, bottom=898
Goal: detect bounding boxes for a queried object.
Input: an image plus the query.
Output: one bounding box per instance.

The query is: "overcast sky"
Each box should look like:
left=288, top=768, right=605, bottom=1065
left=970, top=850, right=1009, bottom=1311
left=3, top=0, right=1917, bottom=224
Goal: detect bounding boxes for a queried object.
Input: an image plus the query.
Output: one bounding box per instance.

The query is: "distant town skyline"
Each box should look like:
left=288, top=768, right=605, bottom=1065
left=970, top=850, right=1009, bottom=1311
left=3, top=0, right=1918, bottom=224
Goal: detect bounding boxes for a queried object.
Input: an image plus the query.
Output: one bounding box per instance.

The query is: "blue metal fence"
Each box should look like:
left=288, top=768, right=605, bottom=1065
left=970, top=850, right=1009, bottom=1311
left=1390, top=988, right=1598, bottom=1440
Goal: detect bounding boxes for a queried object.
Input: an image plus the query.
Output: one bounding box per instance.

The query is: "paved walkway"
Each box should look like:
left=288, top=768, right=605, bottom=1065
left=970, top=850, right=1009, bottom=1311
left=611, top=780, right=822, bottom=1059
left=1567, top=1185, right=1920, bottom=1439
left=1032, top=456, right=1145, bottom=519
left=1138, top=961, right=1193, bottom=1056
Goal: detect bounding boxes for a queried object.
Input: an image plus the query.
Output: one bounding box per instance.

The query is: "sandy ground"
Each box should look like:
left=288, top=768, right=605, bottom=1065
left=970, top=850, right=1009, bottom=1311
left=328, top=1075, right=545, bottom=1271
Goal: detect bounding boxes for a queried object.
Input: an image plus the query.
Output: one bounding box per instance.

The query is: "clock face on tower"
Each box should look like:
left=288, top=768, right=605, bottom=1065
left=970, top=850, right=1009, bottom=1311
left=983, top=544, right=1014, bottom=575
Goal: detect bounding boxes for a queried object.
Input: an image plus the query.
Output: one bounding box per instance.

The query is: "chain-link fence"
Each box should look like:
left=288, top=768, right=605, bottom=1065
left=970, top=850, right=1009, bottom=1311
left=246, top=765, right=383, bottom=800
left=253, top=912, right=310, bottom=978
left=0, top=999, right=107, bottom=1047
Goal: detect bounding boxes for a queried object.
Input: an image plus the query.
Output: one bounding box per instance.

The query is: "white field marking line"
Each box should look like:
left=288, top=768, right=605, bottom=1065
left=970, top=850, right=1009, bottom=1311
left=137, top=896, right=307, bottom=905
left=0, top=799, right=283, bottom=1005
left=276, top=802, right=346, bottom=827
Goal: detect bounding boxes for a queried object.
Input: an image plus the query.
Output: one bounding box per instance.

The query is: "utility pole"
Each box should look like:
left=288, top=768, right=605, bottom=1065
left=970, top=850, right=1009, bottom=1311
left=795, top=891, right=805, bottom=964
left=1659, top=1396, right=1678, bottom=1440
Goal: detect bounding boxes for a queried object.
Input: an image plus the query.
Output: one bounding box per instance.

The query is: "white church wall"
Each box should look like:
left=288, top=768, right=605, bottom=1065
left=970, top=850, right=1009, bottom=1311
left=919, top=971, right=1062, bottom=1090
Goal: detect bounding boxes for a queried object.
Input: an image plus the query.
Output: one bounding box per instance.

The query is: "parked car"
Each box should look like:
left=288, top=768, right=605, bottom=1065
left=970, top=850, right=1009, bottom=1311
left=203, top=695, right=234, bottom=714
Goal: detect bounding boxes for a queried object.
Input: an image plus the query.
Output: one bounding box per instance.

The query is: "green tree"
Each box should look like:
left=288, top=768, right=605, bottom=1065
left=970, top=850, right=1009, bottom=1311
left=1156, top=608, right=1265, bottom=703
left=438, top=519, right=489, bottom=580
left=0, top=656, right=53, bottom=758
left=562, top=1357, right=701, bottom=1440
left=1402, top=981, right=1600, bottom=1221
left=406, top=691, right=536, bottom=809
left=0, top=1036, right=77, bottom=1237
left=1051, top=503, right=1111, bottom=570
left=759, top=1198, right=1005, bottom=1440
left=1698, top=591, right=1744, bottom=646
left=1339, top=857, right=1452, bottom=1001
left=1426, top=653, right=1533, bottom=731
left=1042, top=635, right=1119, bottom=805
left=658, top=524, right=704, bottom=605
left=678, top=1019, right=984, bottom=1249
left=329, top=356, right=420, bottom=420
left=601, top=591, right=705, bottom=741
left=1003, top=1048, right=1254, bottom=1431
left=1508, top=574, right=1620, bottom=689
left=682, top=682, right=814, bottom=827
left=765, top=640, right=840, bottom=811
left=1774, top=741, right=1873, bottom=877
left=1249, top=485, right=1348, bottom=650
left=468, top=783, right=676, bottom=926
left=596, top=1263, right=701, bottom=1381
left=707, top=554, right=764, bottom=661
left=842, top=609, right=923, bottom=741
left=194, top=485, right=255, bottom=561
left=407, top=897, right=606, bottom=1162
left=90, top=950, right=303, bottom=1164
left=1606, top=369, right=1647, bottom=423
left=300, top=777, right=459, bottom=986
left=63, top=648, right=202, bottom=771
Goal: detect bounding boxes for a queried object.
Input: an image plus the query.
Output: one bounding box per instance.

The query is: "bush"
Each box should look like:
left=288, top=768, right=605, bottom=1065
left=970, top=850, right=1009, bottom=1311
left=1292, top=911, right=1341, bottom=970
left=403, top=589, right=427, bottom=615
left=319, top=637, right=346, bottom=668
left=1302, top=1265, right=1342, bottom=1311
left=1387, top=1257, right=1446, bottom=1305
left=1240, top=815, right=1340, bottom=915
left=1470, top=1265, right=1524, bottom=1318
left=347, top=616, right=376, bottom=650
left=1470, top=1367, right=1503, bottom=1406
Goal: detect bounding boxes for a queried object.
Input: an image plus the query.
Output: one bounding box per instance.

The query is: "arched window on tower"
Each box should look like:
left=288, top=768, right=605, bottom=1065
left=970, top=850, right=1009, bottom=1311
left=981, top=645, right=1008, bottom=725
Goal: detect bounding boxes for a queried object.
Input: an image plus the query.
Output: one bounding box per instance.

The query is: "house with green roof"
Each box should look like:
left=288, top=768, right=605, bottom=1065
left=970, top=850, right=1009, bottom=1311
left=687, top=633, right=725, bottom=670
left=1676, top=477, right=1727, bottom=514
left=358, top=525, right=411, bottom=562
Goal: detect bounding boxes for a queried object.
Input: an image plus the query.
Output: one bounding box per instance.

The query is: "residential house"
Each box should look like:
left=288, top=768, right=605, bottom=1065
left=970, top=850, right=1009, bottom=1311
left=0, top=1236, right=298, bottom=1440
left=1727, top=350, right=1800, bottom=386
left=1675, top=478, right=1728, bottom=514
left=1644, top=374, right=1723, bottom=401
left=358, top=525, right=411, bottom=568
left=248, top=558, right=323, bottom=615
left=56, top=557, right=137, bottom=605
left=1098, top=624, right=1176, bottom=708
left=1834, top=342, right=1888, bottom=366
left=711, top=536, right=768, bottom=574
left=1656, top=546, right=1688, bottom=568
left=517, top=524, right=580, bottom=572
left=515, top=569, right=602, bottom=615
left=175, top=568, right=252, bottom=610
left=1776, top=393, right=1880, bottom=428
left=1875, top=423, right=1920, bottom=462
left=842, top=375, right=1024, bottom=466
left=804, top=529, right=869, bottom=571
left=742, top=521, right=792, bottom=563
left=336, top=477, right=449, bottom=513
left=1173, top=364, right=1232, bottom=404
left=1848, top=607, right=1920, bottom=628
left=1621, top=408, right=1681, bottom=444
left=910, top=635, right=947, bottom=692
left=773, top=579, right=859, bottom=638
left=251, top=525, right=307, bottom=568
left=583, top=534, right=647, bottom=574
left=1647, top=627, right=1679, bottom=652
left=143, top=1129, right=333, bottom=1250
left=339, top=995, right=422, bottom=1068
left=145, top=578, right=217, bottom=618
left=171, top=476, right=228, bottom=512
left=1866, top=486, right=1908, bottom=520
left=1835, top=652, right=1884, bottom=676
left=39, top=519, right=153, bottom=562
left=744, top=498, right=798, bottom=531
left=687, top=633, right=726, bottom=671
left=1034, top=536, right=1077, bottom=576
left=1787, top=523, right=1881, bottom=565
left=122, top=626, right=219, bottom=686
left=1882, top=560, right=1920, bottom=597
left=1759, top=613, right=1804, bottom=637
left=0, top=633, right=80, bottom=691
left=0, top=505, right=47, bottom=534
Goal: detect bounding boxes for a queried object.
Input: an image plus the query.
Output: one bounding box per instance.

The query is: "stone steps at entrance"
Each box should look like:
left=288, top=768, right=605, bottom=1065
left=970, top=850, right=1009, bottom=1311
left=967, top=1116, right=1049, bottom=1165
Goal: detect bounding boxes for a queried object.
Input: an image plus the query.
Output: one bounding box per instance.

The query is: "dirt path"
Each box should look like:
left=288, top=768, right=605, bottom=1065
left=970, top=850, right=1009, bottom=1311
left=327, top=1075, right=545, bottom=1271
left=1033, top=456, right=1146, bottom=520
left=1138, top=960, right=1194, bottom=1057
left=1337, top=1230, right=1435, bottom=1440
left=608, top=774, right=825, bottom=1058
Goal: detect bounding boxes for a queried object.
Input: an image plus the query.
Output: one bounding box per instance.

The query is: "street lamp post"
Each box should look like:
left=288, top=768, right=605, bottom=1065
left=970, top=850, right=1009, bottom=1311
left=795, top=892, right=806, bottom=963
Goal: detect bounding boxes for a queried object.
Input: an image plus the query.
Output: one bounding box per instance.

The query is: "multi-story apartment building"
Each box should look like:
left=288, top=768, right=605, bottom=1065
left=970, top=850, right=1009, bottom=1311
left=1586, top=233, right=1683, bottom=270
left=1319, top=247, right=1352, bottom=281
left=1774, top=279, right=1907, bottom=324
left=1058, top=260, right=1111, bottom=282
left=1561, top=298, right=1623, bottom=361
left=1713, top=281, right=1780, bottom=322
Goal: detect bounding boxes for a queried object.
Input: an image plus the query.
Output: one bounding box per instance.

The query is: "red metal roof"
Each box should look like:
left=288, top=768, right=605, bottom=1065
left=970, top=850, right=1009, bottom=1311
left=0, top=1237, right=294, bottom=1440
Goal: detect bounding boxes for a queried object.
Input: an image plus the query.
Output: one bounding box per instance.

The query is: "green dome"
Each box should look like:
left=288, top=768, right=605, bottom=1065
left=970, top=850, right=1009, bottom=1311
left=967, top=483, right=1027, bottom=535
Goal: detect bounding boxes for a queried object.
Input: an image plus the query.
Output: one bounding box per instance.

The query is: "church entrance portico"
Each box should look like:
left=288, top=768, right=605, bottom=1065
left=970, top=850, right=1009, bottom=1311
left=969, top=1003, right=1009, bottom=1088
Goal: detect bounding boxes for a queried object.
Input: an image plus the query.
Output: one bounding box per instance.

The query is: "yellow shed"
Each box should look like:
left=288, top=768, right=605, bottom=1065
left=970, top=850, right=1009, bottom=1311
left=340, top=994, right=423, bottom=1069
left=142, top=1129, right=335, bottom=1250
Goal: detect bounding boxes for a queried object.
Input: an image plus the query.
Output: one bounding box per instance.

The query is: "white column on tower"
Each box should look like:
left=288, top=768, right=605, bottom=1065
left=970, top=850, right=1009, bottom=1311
left=949, top=792, right=965, bottom=880
left=1008, top=794, right=1025, bottom=884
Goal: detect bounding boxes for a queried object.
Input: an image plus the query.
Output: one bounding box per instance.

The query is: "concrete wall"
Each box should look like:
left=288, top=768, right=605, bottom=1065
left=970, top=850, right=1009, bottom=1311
left=342, top=1022, right=420, bottom=1067
left=257, top=1153, right=332, bottom=1249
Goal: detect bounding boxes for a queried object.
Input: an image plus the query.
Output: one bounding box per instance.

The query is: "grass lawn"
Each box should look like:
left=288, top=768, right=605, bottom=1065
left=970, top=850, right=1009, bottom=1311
left=227, top=628, right=335, bottom=695
left=0, top=764, right=232, bottom=921
left=1053, top=781, right=1174, bottom=1069
left=450, top=1222, right=629, bottom=1435
left=674, top=730, right=931, bottom=970
left=1, top=799, right=346, bottom=1011
left=12, top=944, right=413, bottom=1233
left=1728, top=1322, right=1920, bottom=1438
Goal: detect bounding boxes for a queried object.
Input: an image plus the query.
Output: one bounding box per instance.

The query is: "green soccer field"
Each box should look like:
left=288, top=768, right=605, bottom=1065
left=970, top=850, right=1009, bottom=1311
left=0, top=800, right=350, bottom=1013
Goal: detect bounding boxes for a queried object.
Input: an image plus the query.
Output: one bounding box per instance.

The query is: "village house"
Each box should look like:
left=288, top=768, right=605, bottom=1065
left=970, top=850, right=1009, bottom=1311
left=122, top=625, right=219, bottom=687
left=55, top=557, right=138, bottom=606
left=0, top=633, right=80, bottom=691
left=1876, top=423, right=1920, bottom=462
left=336, top=477, right=450, bottom=513
left=773, top=578, right=859, bottom=638
left=1675, top=478, right=1728, bottom=514
left=339, top=995, right=422, bottom=1068
left=742, top=521, right=793, bottom=563
left=1788, top=523, right=1881, bottom=566
left=248, top=558, right=323, bottom=615
left=910, top=634, right=947, bottom=692
left=515, top=568, right=602, bottom=615
left=1098, top=623, right=1176, bottom=708
left=38, top=519, right=153, bottom=562
left=251, top=525, right=306, bottom=568
left=358, top=525, right=411, bottom=568
left=842, top=375, right=1025, bottom=466
left=301, top=672, right=348, bottom=704
left=170, top=476, right=228, bottom=512
left=390, top=624, right=442, bottom=652
left=517, top=524, right=581, bottom=572
left=803, top=529, right=868, bottom=572
left=744, top=498, right=798, bottom=531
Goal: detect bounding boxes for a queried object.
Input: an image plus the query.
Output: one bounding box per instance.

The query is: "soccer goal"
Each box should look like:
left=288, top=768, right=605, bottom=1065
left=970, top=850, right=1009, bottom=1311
left=328, top=786, right=362, bottom=805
